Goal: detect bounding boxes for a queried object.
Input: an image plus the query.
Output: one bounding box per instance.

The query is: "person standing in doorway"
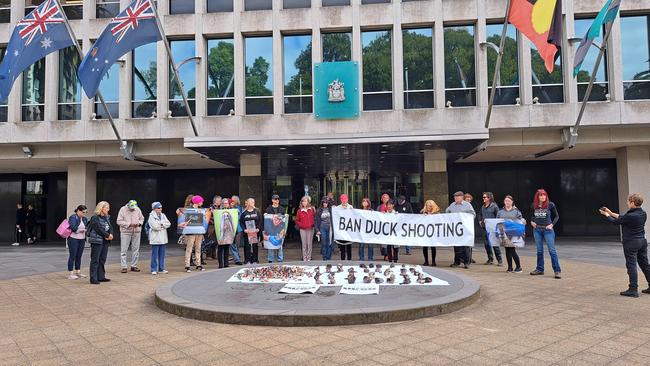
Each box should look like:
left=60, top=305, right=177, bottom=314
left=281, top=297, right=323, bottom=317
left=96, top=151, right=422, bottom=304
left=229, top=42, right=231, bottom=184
left=446, top=191, right=475, bottom=268
left=336, top=194, right=354, bottom=260
left=395, top=195, right=413, bottom=255
left=358, top=198, right=375, bottom=261
left=230, top=195, right=244, bottom=265
left=240, top=198, right=262, bottom=264
left=316, top=197, right=333, bottom=260
left=266, top=194, right=285, bottom=263
left=87, top=201, right=113, bottom=284
left=497, top=195, right=524, bottom=273
left=530, top=189, right=561, bottom=279
left=600, top=194, right=650, bottom=297
left=25, top=203, right=37, bottom=244
left=148, top=202, right=171, bottom=275
left=116, top=200, right=144, bottom=273
left=480, top=192, right=503, bottom=266
left=67, top=205, right=88, bottom=279
left=421, top=199, right=441, bottom=266
left=13, top=203, right=25, bottom=246
left=296, top=196, right=316, bottom=261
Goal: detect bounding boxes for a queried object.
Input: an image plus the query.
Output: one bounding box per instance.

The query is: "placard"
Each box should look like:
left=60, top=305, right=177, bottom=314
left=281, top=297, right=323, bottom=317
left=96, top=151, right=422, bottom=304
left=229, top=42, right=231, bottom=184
left=279, top=283, right=320, bottom=294
left=339, top=283, right=380, bottom=295
left=263, top=213, right=289, bottom=249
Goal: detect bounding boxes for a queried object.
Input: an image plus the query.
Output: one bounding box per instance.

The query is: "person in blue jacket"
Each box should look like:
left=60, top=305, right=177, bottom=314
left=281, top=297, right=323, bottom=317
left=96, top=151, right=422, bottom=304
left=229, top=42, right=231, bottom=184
left=67, top=205, right=89, bottom=280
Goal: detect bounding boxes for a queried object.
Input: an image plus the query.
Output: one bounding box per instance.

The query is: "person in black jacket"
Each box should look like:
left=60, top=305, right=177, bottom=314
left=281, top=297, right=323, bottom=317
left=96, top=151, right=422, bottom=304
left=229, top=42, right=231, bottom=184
left=395, top=195, right=413, bottom=255
left=265, top=194, right=285, bottom=263
left=25, top=204, right=37, bottom=244
left=240, top=198, right=263, bottom=264
left=87, top=201, right=114, bottom=284
left=14, top=203, right=26, bottom=246
left=600, top=193, right=650, bottom=297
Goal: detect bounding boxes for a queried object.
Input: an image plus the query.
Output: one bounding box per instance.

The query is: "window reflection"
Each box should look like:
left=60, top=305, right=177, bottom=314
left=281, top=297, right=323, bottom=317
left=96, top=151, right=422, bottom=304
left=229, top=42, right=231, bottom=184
left=58, top=46, right=82, bottom=120
left=621, top=15, right=650, bottom=100
left=362, top=30, right=392, bottom=111
left=444, top=25, right=476, bottom=107
left=284, top=35, right=312, bottom=114
left=207, top=0, right=233, bottom=12
left=403, top=28, right=433, bottom=109
left=207, top=39, right=235, bottom=116
left=531, top=44, right=563, bottom=103
left=95, top=62, right=120, bottom=119
left=169, top=40, right=196, bottom=117
left=132, top=43, right=157, bottom=118
left=574, top=18, right=608, bottom=102
left=170, top=0, right=194, bottom=14
left=61, top=0, right=83, bottom=20
left=0, top=47, right=6, bottom=122
left=322, top=32, right=351, bottom=62
left=322, top=0, right=349, bottom=6
left=96, top=0, right=120, bottom=18
left=0, top=0, right=10, bottom=23
left=22, top=59, right=46, bottom=121
left=245, top=36, right=273, bottom=114
left=486, top=24, right=519, bottom=105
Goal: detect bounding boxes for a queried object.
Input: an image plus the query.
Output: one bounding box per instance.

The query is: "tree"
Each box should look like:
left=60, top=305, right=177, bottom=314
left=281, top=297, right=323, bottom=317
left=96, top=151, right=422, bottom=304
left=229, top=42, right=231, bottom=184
left=323, top=33, right=351, bottom=62
left=362, top=31, right=392, bottom=92
left=486, top=34, right=519, bottom=87
left=207, top=41, right=234, bottom=98
left=285, top=42, right=312, bottom=96
left=402, top=30, right=433, bottom=90
left=444, top=28, right=476, bottom=88
left=245, top=56, right=272, bottom=96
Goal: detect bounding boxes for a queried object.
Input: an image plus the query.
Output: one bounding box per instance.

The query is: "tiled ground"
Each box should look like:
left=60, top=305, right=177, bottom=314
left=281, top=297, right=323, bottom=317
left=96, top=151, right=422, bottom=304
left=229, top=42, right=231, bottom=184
left=1, top=246, right=650, bottom=365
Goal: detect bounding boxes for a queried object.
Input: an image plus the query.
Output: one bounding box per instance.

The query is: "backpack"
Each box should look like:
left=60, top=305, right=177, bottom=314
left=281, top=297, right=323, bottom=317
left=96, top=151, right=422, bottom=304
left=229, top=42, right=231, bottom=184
left=143, top=220, right=151, bottom=238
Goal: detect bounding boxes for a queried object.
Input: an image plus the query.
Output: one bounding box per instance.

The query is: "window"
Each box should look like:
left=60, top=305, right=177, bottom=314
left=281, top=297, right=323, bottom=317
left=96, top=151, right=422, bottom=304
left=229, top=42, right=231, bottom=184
left=245, top=36, right=273, bottom=114
left=362, top=30, right=392, bottom=111
left=22, top=59, right=45, bottom=121
left=403, top=28, right=433, bottom=109
left=169, top=40, right=196, bottom=117
left=283, top=35, right=312, bottom=114
left=94, top=62, right=120, bottom=119
left=362, top=0, right=389, bottom=4
left=207, top=39, right=235, bottom=116
left=58, top=45, right=82, bottom=120
left=322, top=0, right=349, bottom=6
left=170, top=0, right=194, bottom=14
left=207, top=0, right=233, bottom=12
left=531, top=46, right=563, bottom=103
left=0, top=46, right=6, bottom=122
left=25, top=0, right=43, bottom=15
left=96, top=0, right=120, bottom=18
left=284, top=0, right=310, bottom=9
left=322, top=32, right=351, bottom=62
left=132, top=43, right=157, bottom=118
left=444, top=25, right=476, bottom=107
left=61, top=0, right=83, bottom=19
left=0, top=0, right=10, bottom=23
left=574, top=18, right=608, bottom=102
left=245, top=0, right=272, bottom=11
left=486, top=24, right=519, bottom=105
left=621, top=15, right=650, bottom=100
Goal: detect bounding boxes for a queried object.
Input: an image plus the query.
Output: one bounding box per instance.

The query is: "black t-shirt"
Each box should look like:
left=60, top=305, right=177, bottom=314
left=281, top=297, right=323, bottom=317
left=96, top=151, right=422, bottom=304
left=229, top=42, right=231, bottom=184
left=266, top=205, right=284, bottom=215
left=240, top=209, right=263, bottom=233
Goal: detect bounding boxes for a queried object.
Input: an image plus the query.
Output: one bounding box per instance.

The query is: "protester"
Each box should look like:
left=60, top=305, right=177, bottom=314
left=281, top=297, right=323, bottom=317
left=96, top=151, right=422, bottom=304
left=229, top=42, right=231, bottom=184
left=497, top=195, right=524, bottom=273
left=358, top=198, right=374, bottom=261
left=230, top=195, right=244, bottom=265
left=295, top=196, right=316, bottom=261
left=25, top=203, right=37, bottom=244
left=13, top=203, right=25, bottom=246
left=530, top=189, right=561, bottom=279
left=148, top=202, right=171, bottom=275
left=266, top=194, right=285, bottom=263
left=240, top=198, right=262, bottom=264
left=207, top=196, right=222, bottom=259
left=180, top=195, right=210, bottom=272
left=464, top=193, right=476, bottom=264
left=446, top=191, right=475, bottom=268
left=87, top=201, right=113, bottom=284
left=600, top=194, right=650, bottom=297
left=395, top=195, right=413, bottom=255
left=116, top=200, right=144, bottom=273
left=222, top=198, right=230, bottom=209
left=67, top=205, right=88, bottom=279
left=377, top=193, right=390, bottom=260
left=421, top=199, right=441, bottom=266
left=315, top=196, right=333, bottom=260
left=464, top=193, right=473, bottom=203
left=217, top=206, right=237, bottom=268
left=385, top=199, right=399, bottom=263
left=479, top=192, right=503, bottom=266
left=336, top=194, right=354, bottom=260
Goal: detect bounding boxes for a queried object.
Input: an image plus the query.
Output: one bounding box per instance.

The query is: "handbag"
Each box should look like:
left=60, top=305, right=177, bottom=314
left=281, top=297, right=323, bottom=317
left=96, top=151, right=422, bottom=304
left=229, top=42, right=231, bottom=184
left=56, top=219, right=72, bottom=239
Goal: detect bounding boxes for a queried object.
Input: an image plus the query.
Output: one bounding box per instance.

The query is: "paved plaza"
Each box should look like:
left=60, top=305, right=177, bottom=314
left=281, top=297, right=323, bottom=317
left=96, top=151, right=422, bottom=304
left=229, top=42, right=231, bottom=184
left=2, top=239, right=650, bottom=365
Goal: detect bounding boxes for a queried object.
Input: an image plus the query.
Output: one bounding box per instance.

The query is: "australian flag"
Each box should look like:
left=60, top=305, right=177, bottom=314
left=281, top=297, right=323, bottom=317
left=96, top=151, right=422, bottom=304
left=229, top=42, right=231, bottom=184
left=78, top=0, right=161, bottom=98
left=0, top=0, right=73, bottom=102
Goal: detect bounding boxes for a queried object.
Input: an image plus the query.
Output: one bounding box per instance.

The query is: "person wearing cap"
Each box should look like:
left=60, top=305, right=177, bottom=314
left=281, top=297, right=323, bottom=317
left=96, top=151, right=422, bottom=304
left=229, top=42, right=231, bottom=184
left=116, top=200, right=145, bottom=273
left=266, top=194, right=285, bottom=263
left=395, top=194, right=414, bottom=255
left=179, top=195, right=211, bottom=272
left=148, top=202, right=171, bottom=275
left=446, top=191, right=476, bottom=268
left=316, top=196, right=334, bottom=260
left=336, top=194, right=354, bottom=260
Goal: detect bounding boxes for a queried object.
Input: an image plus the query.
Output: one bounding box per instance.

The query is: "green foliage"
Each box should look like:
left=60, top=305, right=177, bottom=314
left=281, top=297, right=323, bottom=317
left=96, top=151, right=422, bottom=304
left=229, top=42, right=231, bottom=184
left=246, top=56, right=272, bottom=97
left=285, top=41, right=312, bottom=96
left=362, top=31, right=392, bottom=92
left=531, top=49, right=562, bottom=84
left=444, top=28, right=475, bottom=88
left=323, top=33, right=351, bottom=62
left=207, top=41, right=234, bottom=98
left=486, top=34, right=519, bottom=87
left=134, top=60, right=157, bottom=100
left=402, top=30, right=433, bottom=90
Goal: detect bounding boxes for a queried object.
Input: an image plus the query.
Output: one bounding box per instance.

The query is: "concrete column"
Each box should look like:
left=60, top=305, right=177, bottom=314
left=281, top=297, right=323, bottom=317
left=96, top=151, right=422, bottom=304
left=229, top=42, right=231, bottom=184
left=194, top=34, right=206, bottom=118
left=272, top=20, right=283, bottom=115
left=45, top=52, right=59, bottom=122
left=121, top=0, right=133, bottom=119
left=233, top=0, right=244, bottom=115
left=518, top=35, right=532, bottom=105
left=422, top=149, right=449, bottom=211
left=607, top=15, right=623, bottom=101
left=564, top=0, right=577, bottom=105
left=352, top=0, right=361, bottom=112
left=392, top=0, right=403, bottom=111
left=476, top=0, right=487, bottom=107
left=433, top=0, right=445, bottom=108
left=67, top=161, right=97, bottom=215
left=616, top=146, right=650, bottom=235
left=239, top=153, right=264, bottom=206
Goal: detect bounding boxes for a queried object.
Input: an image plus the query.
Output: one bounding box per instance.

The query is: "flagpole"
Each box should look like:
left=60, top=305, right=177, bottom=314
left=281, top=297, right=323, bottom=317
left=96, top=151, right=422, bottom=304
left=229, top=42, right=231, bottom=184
left=484, top=0, right=513, bottom=129
left=52, top=0, right=125, bottom=150
left=149, top=0, right=199, bottom=137
left=572, top=19, right=615, bottom=134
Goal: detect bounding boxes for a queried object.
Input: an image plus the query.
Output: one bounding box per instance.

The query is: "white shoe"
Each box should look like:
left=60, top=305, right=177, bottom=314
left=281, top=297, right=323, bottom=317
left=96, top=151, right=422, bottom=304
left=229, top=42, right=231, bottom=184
left=11, top=242, right=19, bottom=246
left=68, top=274, right=78, bottom=280
left=76, top=273, right=87, bottom=278
left=159, top=270, right=168, bottom=274
left=27, top=238, right=32, bottom=244
left=151, top=271, right=157, bottom=275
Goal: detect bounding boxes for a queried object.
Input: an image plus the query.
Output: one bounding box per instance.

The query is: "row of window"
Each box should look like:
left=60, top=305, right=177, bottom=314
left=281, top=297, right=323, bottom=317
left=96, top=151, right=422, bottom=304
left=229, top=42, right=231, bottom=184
left=1, top=15, right=650, bottom=122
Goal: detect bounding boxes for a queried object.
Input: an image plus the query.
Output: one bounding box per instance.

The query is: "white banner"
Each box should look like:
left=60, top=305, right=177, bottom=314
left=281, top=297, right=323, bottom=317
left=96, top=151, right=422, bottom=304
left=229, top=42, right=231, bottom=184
left=332, top=207, right=475, bottom=247
left=279, top=283, right=320, bottom=294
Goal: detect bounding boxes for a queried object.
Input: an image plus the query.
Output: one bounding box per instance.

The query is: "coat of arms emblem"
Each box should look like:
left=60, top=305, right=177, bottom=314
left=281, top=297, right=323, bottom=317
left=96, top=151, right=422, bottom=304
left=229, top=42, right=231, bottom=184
left=327, top=79, right=345, bottom=102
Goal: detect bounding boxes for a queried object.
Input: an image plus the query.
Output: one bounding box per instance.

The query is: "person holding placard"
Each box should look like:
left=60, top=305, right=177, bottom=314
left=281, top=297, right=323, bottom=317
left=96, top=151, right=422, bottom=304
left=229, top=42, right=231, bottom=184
left=496, top=195, right=524, bottom=273
left=421, top=200, right=441, bottom=266
left=266, top=194, right=285, bottom=263
left=358, top=198, right=375, bottom=261
left=240, top=198, right=263, bottom=264
left=385, top=199, right=399, bottom=263
left=180, top=195, right=211, bottom=273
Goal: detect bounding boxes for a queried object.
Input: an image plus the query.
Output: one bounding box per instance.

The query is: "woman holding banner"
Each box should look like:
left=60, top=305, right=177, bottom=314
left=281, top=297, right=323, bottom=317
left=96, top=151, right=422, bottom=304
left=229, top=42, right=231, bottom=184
left=336, top=194, right=354, bottom=260
left=496, top=195, right=524, bottom=273
left=385, top=200, right=399, bottom=263
left=421, top=200, right=441, bottom=266
left=358, top=198, right=374, bottom=261
left=295, top=196, right=316, bottom=261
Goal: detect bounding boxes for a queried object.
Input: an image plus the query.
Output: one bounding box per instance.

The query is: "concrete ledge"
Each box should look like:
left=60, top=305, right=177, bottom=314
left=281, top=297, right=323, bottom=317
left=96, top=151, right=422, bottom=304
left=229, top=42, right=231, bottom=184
left=155, top=261, right=480, bottom=326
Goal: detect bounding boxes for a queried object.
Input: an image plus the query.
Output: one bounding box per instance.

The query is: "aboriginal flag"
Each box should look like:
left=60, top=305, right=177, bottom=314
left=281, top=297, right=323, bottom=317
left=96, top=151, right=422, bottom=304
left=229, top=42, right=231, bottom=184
left=509, top=0, right=562, bottom=73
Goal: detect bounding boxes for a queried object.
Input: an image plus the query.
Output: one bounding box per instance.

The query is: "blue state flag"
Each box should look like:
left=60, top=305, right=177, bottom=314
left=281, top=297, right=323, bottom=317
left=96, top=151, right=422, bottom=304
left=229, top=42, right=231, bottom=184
left=0, top=0, right=73, bottom=102
left=78, top=0, right=161, bottom=98
left=573, top=0, right=621, bottom=78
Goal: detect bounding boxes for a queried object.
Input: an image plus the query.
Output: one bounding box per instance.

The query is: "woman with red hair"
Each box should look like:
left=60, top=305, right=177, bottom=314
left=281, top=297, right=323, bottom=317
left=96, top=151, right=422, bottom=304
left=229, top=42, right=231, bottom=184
left=530, top=189, right=561, bottom=279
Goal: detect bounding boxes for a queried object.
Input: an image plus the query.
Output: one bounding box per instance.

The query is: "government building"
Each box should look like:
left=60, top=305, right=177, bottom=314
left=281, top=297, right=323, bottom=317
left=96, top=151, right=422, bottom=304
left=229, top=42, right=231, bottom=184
left=0, top=0, right=649, bottom=242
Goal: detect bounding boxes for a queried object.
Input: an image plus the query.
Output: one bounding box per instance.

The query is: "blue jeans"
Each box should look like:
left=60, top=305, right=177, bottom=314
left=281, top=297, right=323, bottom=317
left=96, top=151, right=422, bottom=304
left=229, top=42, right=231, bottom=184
left=230, top=232, right=242, bottom=263
left=319, top=225, right=333, bottom=260
left=268, top=248, right=284, bottom=262
left=533, top=228, right=561, bottom=273
left=150, top=244, right=166, bottom=272
left=67, top=238, right=85, bottom=271
left=405, top=245, right=411, bottom=254
left=358, top=244, right=374, bottom=261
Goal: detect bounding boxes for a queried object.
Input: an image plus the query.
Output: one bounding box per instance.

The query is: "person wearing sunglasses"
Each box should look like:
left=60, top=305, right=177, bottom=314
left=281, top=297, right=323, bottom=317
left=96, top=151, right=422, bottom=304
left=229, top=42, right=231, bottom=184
left=67, top=205, right=89, bottom=280
left=480, top=192, right=503, bottom=266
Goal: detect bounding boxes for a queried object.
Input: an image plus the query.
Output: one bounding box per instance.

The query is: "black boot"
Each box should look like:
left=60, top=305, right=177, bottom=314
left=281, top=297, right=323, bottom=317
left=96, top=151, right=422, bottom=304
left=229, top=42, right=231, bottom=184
left=642, top=288, right=650, bottom=294
left=620, top=288, right=639, bottom=297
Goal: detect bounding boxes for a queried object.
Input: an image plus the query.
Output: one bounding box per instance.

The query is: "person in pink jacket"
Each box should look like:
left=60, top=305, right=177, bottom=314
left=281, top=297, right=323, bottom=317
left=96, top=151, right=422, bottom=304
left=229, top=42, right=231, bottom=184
left=116, top=200, right=144, bottom=273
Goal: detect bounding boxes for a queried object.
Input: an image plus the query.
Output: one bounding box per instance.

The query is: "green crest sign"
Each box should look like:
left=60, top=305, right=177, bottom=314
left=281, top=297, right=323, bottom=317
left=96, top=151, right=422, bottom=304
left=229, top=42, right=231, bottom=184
left=314, top=61, right=359, bottom=120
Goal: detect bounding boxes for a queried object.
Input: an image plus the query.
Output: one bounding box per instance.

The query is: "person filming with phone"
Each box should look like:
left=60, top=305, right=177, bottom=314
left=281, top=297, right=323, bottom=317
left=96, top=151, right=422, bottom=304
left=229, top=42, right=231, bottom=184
left=600, top=193, right=649, bottom=298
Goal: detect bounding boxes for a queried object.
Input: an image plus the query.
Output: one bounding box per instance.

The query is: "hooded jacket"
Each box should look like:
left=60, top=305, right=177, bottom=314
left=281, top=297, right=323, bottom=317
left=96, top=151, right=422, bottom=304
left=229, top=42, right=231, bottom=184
left=148, top=211, right=171, bottom=245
